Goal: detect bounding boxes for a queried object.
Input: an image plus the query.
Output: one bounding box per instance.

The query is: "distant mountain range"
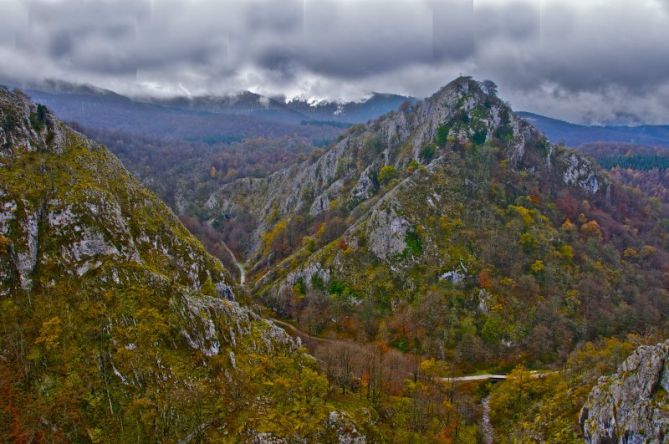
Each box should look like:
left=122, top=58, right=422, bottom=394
left=518, top=111, right=669, bottom=148
left=0, top=80, right=411, bottom=148
left=5, top=79, right=669, bottom=149
left=12, top=79, right=409, bottom=128
left=142, top=90, right=415, bottom=125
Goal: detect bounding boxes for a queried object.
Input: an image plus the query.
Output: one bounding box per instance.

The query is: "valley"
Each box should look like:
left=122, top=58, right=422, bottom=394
left=2, top=76, right=669, bottom=442
left=3, top=0, right=669, bottom=440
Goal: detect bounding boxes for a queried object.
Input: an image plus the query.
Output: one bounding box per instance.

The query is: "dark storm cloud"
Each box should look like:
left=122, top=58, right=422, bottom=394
left=0, top=0, right=668, bottom=123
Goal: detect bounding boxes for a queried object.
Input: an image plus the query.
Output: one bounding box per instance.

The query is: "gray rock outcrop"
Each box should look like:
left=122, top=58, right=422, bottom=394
left=580, top=340, right=669, bottom=443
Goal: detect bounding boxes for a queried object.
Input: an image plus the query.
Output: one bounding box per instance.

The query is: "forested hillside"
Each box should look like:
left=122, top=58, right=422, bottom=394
left=205, top=78, right=669, bottom=373
left=581, top=143, right=669, bottom=206
left=0, top=86, right=368, bottom=442
left=5, top=78, right=669, bottom=442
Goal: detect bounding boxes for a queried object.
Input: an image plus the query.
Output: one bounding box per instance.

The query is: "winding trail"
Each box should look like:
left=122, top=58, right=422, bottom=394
left=269, top=318, right=330, bottom=343
left=481, top=396, right=494, bottom=444
left=439, top=370, right=551, bottom=383
left=270, top=317, right=551, bottom=383
left=221, top=241, right=245, bottom=286
left=206, top=217, right=246, bottom=286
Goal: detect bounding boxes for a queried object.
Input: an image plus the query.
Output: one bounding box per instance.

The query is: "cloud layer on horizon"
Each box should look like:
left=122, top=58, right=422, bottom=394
left=0, top=0, right=668, bottom=124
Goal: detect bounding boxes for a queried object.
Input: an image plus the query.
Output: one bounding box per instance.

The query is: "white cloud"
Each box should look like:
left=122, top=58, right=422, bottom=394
left=0, top=0, right=667, bottom=123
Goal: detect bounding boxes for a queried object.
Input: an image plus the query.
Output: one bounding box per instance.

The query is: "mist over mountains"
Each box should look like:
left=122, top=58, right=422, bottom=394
left=3, top=0, right=669, bottom=441
left=3, top=68, right=669, bottom=441
left=9, top=79, right=669, bottom=149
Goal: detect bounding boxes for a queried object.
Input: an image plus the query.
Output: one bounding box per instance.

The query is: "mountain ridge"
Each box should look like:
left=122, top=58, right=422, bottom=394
left=518, top=111, right=669, bottom=148
left=3, top=77, right=669, bottom=442
left=202, top=77, right=668, bottom=373
left=10, top=79, right=669, bottom=149
left=0, top=86, right=367, bottom=442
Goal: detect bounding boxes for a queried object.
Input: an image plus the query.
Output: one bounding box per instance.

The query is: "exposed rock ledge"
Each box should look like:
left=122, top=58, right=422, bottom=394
left=580, top=340, right=669, bottom=443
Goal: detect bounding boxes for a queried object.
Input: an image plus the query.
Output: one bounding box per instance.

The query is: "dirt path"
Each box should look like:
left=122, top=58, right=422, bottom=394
left=481, top=396, right=494, bottom=444
left=439, top=370, right=550, bottom=383
left=270, top=318, right=351, bottom=350
left=206, top=218, right=246, bottom=286
left=440, top=374, right=509, bottom=382
left=220, top=241, right=245, bottom=286
left=270, top=317, right=550, bottom=383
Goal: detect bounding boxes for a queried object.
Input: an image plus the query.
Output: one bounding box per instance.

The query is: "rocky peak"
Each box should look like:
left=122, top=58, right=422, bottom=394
left=0, top=87, right=235, bottom=297
left=205, top=77, right=609, bottom=266
left=428, top=76, right=493, bottom=105
left=0, top=86, right=66, bottom=156
left=580, top=340, right=669, bottom=443
left=410, top=76, right=544, bottom=166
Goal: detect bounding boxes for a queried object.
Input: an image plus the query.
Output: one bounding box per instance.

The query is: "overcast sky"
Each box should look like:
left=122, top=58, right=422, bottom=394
left=0, top=0, right=668, bottom=124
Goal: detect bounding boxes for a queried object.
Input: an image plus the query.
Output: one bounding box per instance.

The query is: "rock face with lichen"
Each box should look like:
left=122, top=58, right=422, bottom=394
left=580, top=340, right=669, bottom=443
left=203, top=78, right=615, bottom=290
left=0, top=86, right=233, bottom=297
left=0, top=87, right=364, bottom=442
left=367, top=205, right=411, bottom=261
left=193, top=76, right=669, bottom=391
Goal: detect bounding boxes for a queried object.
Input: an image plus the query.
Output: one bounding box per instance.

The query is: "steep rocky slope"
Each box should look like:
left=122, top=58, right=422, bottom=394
left=207, top=77, right=669, bottom=367
left=209, top=77, right=604, bottom=261
left=581, top=340, right=669, bottom=443
left=0, top=87, right=362, bottom=442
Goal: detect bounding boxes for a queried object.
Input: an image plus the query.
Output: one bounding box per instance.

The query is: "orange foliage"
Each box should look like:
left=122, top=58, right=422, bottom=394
left=581, top=219, right=603, bottom=239
left=478, top=269, right=494, bottom=290
left=529, top=192, right=541, bottom=205
left=0, top=363, right=32, bottom=443
left=338, top=239, right=349, bottom=251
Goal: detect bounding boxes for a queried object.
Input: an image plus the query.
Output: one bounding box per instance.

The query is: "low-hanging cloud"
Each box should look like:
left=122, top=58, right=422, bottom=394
left=0, top=0, right=668, bottom=124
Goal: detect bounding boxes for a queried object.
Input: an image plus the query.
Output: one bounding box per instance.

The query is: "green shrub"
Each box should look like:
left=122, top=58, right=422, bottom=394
left=434, top=124, right=450, bottom=146
left=472, top=129, right=487, bottom=145
left=294, top=277, right=306, bottom=295
left=328, top=280, right=346, bottom=295
left=364, top=135, right=384, bottom=155
left=419, top=143, right=437, bottom=163
left=310, top=274, right=324, bottom=290
left=404, top=231, right=423, bottom=255
left=378, top=165, right=398, bottom=185
left=2, top=112, right=17, bottom=132
left=30, top=104, right=47, bottom=132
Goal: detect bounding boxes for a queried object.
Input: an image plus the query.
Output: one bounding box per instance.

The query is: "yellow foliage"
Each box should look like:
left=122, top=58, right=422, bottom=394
left=510, top=205, right=534, bottom=225
left=262, top=219, right=288, bottom=254
left=530, top=260, right=545, bottom=274
left=315, top=222, right=326, bottom=239
left=640, top=245, right=656, bottom=257
left=565, top=289, right=580, bottom=307
left=134, top=307, right=169, bottom=343
left=201, top=276, right=217, bottom=296
left=439, top=215, right=463, bottom=235
left=623, top=247, right=638, bottom=258
left=378, top=165, right=398, bottom=185
left=35, top=316, right=63, bottom=350
left=500, top=277, right=515, bottom=287
left=559, top=245, right=574, bottom=262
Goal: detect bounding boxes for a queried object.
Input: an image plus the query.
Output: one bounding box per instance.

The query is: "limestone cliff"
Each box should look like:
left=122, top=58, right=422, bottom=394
left=581, top=340, right=669, bottom=443
left=0, top=86, right=363, bottom=442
